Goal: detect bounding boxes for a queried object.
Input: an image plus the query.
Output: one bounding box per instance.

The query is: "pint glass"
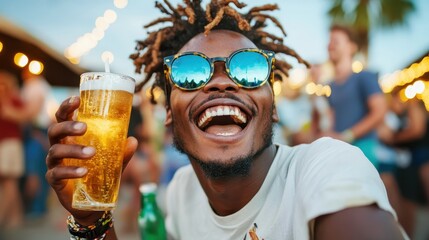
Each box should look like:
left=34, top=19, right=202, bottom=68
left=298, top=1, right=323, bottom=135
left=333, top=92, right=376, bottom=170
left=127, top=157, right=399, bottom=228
left=66, top=72, right=135, bottom=211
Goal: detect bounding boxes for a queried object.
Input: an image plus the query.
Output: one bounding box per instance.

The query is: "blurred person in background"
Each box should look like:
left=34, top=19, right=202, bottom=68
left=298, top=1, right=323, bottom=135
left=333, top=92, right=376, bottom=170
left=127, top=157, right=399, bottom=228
left=380, top=89, right=429, bottom=238
left=158, top=126, right=190, bottom=211
left=120, top=97, right=161, bottom=233
left=323, top=24, right=386, bottom=168
left=282, top=63, right=334, bottom=146
left=309, top=63, right=333, bottom=134
left=275, top=72, right=313, bottom=146
left=304, top=63, right=334, bottom=144
left=377, top=96, right=406, bottom=231
left=0, top=70, right=25, bottom=228
left=2, top=68, right=54, bottom=219
left=321, top=24, right=402, bottom=220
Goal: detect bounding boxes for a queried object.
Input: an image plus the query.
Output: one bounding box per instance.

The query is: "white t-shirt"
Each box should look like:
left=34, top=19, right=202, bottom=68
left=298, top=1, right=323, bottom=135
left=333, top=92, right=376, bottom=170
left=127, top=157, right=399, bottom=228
left=165, top=137, right=404, bottom=240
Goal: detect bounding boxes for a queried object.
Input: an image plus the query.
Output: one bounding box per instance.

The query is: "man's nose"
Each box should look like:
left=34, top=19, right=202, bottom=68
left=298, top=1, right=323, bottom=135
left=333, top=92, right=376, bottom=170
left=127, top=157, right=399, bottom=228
left=202, top=62, right=239, bottom=92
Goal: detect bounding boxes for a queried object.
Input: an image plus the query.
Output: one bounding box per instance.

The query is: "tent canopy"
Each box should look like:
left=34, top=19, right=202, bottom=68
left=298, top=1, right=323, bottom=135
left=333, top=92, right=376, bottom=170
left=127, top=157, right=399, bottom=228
left=0, top=16, right=86, bottom=87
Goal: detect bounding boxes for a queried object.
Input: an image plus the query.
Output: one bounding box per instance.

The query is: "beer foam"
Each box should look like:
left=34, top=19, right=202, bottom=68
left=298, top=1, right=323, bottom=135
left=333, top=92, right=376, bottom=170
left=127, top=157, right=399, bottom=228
left=80, top=73, right=135, bottom=93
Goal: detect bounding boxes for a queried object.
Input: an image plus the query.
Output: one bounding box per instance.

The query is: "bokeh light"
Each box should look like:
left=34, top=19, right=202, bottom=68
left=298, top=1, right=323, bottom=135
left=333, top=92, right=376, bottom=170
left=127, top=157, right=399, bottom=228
left=28, top=60, right=44, bottom=75
left=273, top=80, right=282, bottom=96
left=352, top=60, right=363, bottom=73
left=413, top=80, right=425, bottom=94
left=104, top=10, right=117, bottom=24
left=95, top=17, right=109, bottom=31
left=14, top=52, right=29, bottom=67
left=114, top=0, right=128, bottom=8
left=404, top=85, right=416, bottom=99
left=101, top=51, right=114, bottom=64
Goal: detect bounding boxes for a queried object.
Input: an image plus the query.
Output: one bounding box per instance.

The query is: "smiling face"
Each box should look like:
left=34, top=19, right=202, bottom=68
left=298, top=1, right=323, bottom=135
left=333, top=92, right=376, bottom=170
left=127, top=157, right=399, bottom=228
left=164, top=30, right=279, bottom=179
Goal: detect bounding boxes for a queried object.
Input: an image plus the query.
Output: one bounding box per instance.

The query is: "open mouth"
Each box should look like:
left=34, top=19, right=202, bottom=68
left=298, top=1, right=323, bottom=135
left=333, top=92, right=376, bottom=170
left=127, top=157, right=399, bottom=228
left=197, top=105, right=248, bottom=136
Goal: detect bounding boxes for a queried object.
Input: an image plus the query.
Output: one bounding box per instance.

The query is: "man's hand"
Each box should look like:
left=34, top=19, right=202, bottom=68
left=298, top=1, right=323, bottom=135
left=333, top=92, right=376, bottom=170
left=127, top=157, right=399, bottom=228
left=45, top=96, right=138, bottom=225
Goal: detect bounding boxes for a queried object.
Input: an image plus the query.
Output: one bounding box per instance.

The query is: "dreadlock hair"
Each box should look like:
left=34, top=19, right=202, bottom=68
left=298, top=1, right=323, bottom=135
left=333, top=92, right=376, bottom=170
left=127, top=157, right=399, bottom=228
left=130, top=0, right=310, bottom=104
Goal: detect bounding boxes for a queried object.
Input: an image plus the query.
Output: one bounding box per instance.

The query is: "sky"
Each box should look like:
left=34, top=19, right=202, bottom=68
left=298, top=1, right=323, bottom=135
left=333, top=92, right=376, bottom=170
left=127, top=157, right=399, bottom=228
left=1, top=0, right=429, bottom=84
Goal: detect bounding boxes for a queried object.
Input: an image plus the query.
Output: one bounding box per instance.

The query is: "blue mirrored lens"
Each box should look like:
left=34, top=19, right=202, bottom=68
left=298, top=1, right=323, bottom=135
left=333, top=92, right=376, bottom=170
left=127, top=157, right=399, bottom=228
left=229, top=52, right=269, bottom=87
left=171, top=55, right=210, bottom=89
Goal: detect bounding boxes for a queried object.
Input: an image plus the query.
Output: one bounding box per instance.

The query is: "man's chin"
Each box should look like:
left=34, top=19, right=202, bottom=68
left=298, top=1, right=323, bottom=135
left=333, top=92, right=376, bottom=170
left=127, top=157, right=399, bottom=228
left=192, top=156, right=253, bottom=179
left=173, top=138, right=273, bottom=180
left=173, top=137, right=255, bottom=179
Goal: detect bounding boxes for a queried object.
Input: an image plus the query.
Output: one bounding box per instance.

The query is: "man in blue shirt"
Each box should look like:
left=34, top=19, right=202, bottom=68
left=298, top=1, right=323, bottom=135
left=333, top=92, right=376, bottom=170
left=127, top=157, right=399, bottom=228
left=323, top=25, right=387, bottom=169
left=322, top=25, right=405, bottom=227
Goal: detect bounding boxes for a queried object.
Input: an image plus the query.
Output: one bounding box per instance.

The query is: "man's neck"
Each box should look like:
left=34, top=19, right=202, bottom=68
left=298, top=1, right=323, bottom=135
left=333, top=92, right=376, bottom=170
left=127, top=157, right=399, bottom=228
left=191, top=144, right=278, bottom=216
left=333, top=58, right=353, bottom=83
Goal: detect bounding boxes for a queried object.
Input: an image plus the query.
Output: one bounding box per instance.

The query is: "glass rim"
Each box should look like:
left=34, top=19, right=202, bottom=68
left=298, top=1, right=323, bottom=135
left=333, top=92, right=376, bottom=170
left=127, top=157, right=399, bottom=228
left=80, top=72, right=136, bottom=83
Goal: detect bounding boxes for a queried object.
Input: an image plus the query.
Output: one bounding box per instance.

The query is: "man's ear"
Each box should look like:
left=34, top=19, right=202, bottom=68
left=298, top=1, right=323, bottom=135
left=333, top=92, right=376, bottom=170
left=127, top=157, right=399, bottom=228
left=165, top=106, right=172, bottom=126
left=272, top=104, right=279, bottom=123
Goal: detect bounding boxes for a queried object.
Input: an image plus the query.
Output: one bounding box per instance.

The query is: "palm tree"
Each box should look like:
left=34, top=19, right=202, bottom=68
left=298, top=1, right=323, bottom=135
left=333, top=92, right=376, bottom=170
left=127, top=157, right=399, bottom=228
left=328, top=0, right=415, bottom=61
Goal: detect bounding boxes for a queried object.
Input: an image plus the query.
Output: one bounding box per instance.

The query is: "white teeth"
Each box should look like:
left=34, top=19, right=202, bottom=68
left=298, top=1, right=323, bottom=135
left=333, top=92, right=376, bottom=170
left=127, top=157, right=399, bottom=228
left=225, top=108, right=231, bottom=115
left=198, top=105, right=247, bottom=128
left=215, top=132, right=235, bottom=136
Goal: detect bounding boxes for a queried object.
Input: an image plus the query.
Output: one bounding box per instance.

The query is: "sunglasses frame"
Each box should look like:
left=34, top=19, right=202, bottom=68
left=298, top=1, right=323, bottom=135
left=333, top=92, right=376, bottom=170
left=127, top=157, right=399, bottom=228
left=163, top=48, right=276, bottom=91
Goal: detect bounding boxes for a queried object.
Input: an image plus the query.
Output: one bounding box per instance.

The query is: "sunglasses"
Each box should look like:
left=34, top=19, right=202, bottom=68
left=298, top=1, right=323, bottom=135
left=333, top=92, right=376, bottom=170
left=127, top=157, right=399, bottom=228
left=163, top=48, right=275, bottom=90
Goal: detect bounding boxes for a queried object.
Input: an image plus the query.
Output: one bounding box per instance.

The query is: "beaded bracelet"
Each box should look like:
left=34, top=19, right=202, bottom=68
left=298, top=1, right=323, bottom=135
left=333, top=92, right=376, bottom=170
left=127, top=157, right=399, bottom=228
left=67, top=211, right=114, bottom=240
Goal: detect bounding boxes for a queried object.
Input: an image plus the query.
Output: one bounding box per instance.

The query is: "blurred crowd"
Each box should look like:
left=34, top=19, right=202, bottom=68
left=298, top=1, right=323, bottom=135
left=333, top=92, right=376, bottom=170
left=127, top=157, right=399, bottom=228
left=0, top=25, right=428, bottom=240
left=0, top=68, right=53, bottom=228
left=274, top=25, right=429, bottom=240
left=0, top=67, right=190, bottom=237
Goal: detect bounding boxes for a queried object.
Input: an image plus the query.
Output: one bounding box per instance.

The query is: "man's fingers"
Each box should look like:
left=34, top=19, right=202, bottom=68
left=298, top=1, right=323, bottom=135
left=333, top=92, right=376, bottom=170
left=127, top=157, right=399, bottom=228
left=47, top=166, right=88, bottom=183
left=46, top=144, right=95, bottom=169
left=55, top=96, right=80, bottom=123
left=48, top=121, right=86, bottom=145
left=122, top=136, right=138, bottom=171
left=45, top=166, right=87, bottom=194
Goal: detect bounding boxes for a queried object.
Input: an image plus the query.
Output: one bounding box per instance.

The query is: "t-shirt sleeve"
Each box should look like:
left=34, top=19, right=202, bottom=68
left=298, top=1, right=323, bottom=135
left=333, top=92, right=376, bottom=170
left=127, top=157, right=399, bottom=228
left=359, top=71, right=382, bottom=99
left=296, top=138, right=395, bottom=224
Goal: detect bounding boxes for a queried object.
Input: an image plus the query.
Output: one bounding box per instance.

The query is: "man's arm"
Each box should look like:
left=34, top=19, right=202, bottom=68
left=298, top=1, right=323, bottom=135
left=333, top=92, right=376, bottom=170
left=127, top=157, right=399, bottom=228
left=349, top=93, right=387, bottom=139
left=314, top=204, right=405, bottom=240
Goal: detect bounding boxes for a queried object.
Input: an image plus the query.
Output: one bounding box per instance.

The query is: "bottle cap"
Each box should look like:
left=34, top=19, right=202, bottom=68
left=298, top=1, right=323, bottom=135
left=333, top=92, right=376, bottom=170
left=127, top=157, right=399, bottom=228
left=139, top=182, right=157, bottom=194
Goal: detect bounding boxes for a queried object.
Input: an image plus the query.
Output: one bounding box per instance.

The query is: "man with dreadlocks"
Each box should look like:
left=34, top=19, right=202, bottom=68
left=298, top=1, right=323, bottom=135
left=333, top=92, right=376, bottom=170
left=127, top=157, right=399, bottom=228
left=46, top=1, right=406, bottom=239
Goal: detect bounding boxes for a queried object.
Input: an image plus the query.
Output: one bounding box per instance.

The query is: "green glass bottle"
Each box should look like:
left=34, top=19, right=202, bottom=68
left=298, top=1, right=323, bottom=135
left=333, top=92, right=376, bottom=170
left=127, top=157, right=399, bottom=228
left=138, top=183, right=167, bottom=240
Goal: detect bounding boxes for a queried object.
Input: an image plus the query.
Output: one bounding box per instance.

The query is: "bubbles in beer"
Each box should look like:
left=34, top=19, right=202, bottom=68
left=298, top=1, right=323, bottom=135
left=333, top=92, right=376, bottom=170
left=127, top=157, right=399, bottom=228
left=65, top=89, right=133, bottom=210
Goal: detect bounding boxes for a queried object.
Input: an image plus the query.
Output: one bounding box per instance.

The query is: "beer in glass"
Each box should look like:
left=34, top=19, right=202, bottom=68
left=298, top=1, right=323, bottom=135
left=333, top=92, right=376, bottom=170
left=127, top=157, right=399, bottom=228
left=66, top=72, right=135, bottom=211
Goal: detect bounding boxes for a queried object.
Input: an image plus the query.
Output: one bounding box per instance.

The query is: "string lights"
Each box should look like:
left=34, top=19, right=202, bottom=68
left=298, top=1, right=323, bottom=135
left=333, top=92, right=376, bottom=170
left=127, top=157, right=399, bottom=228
left=64, top=0, right=128, bottom=64
left=379, top=55, right=429, bottom=110
left=305, top=82, right=331, bottom=97
left=14, top=52, right=28, bottom=67
left=1, top=1, right=130, bottom=77
left=379, top=55, right=429, bottom=94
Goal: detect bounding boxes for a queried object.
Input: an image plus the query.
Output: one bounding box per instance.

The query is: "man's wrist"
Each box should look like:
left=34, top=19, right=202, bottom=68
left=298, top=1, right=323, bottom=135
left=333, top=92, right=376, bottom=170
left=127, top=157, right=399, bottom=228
left=73, top=212, right=106, bottom=226
left=67, top=211, right=114, bottom=240
left=341, top=129, right=355, bottom=143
